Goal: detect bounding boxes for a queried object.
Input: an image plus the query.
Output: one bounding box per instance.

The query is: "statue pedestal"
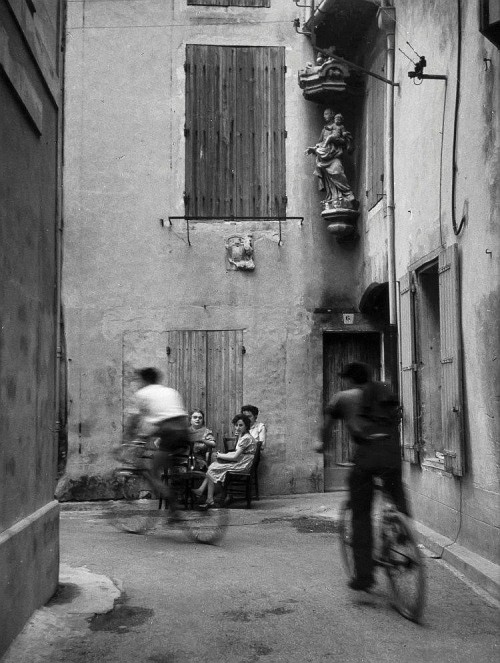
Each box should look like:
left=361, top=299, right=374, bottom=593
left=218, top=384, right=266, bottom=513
left=321, top=207, right=359, bottom=242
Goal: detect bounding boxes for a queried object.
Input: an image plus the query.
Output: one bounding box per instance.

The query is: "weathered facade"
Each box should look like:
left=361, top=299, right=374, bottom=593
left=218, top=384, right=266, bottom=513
left=0, top=0, right=64, bottom=655
left=60, top=0, right=382, bottom=501
left=61, top=0, right=498, bottom=573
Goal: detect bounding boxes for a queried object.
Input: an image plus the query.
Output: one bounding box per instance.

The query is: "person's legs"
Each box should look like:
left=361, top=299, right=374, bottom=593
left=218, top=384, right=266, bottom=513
left=206, top=477, right=216, bottom=503
left=151, top=449, right=176, bottom=514
left=192, top=477, right=208, bottom=497
left=381, top=465, right=411, bottom=517
left=349, top=464, right=375, bottom=587
left=154, top=418, right=190, bottom=515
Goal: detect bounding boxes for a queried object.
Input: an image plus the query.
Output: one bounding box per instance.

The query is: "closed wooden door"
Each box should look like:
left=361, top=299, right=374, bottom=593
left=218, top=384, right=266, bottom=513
left=122, top=330, right=243, bottom=449
left=323, top=333, right=381, bottom=491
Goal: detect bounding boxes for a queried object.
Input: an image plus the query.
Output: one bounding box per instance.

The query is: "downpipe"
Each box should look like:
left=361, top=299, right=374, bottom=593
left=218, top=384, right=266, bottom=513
left=379, top=4, right=397, bottom=327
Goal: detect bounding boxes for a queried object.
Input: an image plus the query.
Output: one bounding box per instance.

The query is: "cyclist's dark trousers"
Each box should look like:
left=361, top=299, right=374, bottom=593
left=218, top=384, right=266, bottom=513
left=155, top=416, right=189, bottom=453
left=349, top=446, right=409, bottom=583
left=151, top=417, right=189, bottom=511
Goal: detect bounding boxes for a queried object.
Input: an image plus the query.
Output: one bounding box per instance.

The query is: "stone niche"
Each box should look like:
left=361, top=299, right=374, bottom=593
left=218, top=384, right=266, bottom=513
left=298, top=0, right=380, bottom=243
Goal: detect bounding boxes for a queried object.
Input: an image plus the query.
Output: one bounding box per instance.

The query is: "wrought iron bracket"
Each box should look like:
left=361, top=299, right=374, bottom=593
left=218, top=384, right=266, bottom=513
left=166, top=216, right=305, bottom=246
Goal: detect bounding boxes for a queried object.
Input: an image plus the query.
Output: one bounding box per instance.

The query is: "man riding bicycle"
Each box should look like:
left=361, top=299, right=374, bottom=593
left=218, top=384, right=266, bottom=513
left=318, top=362, right=410, bottom=591
left=125, top=367, right=189, bottom=516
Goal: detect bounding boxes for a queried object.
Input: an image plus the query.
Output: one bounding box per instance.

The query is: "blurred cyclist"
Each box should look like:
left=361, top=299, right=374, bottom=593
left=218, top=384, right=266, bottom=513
left=125, top=367, right=189, bottom=516
left=318, top=362, right=410, bottom=591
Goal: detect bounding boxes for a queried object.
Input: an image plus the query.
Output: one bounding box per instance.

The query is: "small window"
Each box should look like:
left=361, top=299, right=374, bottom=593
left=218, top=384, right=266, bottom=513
left=187, top=0, right=270, bottom=7
left=399, top=245, right=464, bottom=475
left=415, top=261, right=443, bottom=461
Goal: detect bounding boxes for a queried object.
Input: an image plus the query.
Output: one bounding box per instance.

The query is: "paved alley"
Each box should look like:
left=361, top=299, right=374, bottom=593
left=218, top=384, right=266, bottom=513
left=3, top=494, right=499, bottom=663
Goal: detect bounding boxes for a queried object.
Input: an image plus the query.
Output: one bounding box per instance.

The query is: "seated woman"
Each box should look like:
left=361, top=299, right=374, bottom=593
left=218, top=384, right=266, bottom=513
left=188, top=409, right=216, bottom=471
left=241, top=404, right=266, bottom=450
left=192, top=413, right=257, bottom=508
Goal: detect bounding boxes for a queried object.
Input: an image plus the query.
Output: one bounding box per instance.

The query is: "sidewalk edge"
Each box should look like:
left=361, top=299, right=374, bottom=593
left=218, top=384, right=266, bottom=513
left=415, top=520, right=500, bottom=603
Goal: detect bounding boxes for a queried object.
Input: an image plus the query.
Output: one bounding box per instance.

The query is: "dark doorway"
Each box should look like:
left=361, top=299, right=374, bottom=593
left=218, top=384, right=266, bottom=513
left=323, top=332, right=381, bottom=491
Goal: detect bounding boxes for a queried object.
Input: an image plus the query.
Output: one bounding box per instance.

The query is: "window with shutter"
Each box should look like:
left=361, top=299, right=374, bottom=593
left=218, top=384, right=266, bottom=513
left=185, top=45, right=286, bottom=218
left=401, top=244, right=464, bottom=475
left=399, top=271, right=419, bottom=463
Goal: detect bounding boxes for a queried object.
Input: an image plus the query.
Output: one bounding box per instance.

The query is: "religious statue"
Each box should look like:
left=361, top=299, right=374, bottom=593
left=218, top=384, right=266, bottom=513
left=225, top=234, right=255, bottom=271
left=305, top=109, right=358, bottom=213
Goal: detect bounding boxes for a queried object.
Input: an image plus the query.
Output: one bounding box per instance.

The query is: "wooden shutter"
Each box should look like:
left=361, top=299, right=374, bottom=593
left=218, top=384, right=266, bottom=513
left=439, top=244, right=464, bottom=475
left=185, top=45, right=235, bottom=217
left=206, top=330, right=243, bottom=446
left=399, top=272, right=418, bottom=463
left=165, top=331, right=207, bottom=414
left=366, top=49, right=385, bottom=210
left=185, top=45, right=285, bottom=217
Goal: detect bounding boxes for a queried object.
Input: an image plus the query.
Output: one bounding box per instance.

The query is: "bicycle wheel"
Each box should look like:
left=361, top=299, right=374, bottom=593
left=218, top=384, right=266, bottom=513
left=171, top=471, right=230, bottom=545
left=382, top=510, right=426, bottom=623
left=338, top=501, right=355, bottom=578
left=107, top=469, right=158, bottom=534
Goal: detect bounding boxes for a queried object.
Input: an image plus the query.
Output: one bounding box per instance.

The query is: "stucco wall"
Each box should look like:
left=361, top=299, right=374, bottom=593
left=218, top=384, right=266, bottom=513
left=0, top=1, right=62, bottom=655
left=391, top=0, right=500, bottom=564
left=61, top=0, right=366, bottom=500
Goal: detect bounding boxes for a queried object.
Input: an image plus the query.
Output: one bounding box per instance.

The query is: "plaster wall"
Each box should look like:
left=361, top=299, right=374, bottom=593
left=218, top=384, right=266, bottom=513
left=0, top=1, right=62, bottom=655
left=392, top=0, right=499, bottom=565
left=61, top=0, right=364, bottom=499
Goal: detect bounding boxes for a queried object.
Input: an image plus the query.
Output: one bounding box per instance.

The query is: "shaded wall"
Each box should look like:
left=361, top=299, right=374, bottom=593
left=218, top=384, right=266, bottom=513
left=362, top=0, right=499, bottom=565
left=0, top=0, right=63, bottom=655
left=60, top=0, right=368, bottom=500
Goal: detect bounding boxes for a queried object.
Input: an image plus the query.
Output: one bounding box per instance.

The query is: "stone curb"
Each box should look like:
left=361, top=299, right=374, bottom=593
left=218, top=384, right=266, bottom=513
left=414, top=522, right=500, bottom=603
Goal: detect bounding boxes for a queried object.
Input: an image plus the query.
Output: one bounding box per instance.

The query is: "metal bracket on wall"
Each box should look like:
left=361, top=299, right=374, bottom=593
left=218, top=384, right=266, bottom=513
left=166, top=216, right=305, bottom=246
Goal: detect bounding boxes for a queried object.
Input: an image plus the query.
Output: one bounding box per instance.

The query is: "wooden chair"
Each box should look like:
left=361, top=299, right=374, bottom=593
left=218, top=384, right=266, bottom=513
left=222, top=441, right=262, bottom=509
left=158, top=444, right=213, bottom=509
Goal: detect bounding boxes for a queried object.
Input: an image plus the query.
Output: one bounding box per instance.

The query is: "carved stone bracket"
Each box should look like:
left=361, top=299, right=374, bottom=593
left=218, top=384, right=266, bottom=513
left=322, top=206, right=359, bottom=242
left=225, top=234, right=255, bottom=271
left=298, top=55, right=363, bottom=103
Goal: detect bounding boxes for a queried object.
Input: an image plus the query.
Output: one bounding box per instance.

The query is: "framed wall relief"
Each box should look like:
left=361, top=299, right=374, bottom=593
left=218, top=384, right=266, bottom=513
left=225, top=234, right=255, bottom=271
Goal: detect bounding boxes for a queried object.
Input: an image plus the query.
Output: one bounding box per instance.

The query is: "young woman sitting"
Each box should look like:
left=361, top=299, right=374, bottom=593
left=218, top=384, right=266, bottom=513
left=192, top=413, right=257, bottom=508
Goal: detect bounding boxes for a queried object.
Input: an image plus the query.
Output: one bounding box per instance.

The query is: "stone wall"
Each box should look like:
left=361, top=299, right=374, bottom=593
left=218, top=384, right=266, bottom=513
left=362, top=0, right=500, bottom=566
left=60, top=0, right=366, bottom=500
left=0, top=1, right=63, bottom=655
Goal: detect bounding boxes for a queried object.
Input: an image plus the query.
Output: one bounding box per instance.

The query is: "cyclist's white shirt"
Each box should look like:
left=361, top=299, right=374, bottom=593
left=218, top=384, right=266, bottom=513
left=132, top=384, right=187, bottom=436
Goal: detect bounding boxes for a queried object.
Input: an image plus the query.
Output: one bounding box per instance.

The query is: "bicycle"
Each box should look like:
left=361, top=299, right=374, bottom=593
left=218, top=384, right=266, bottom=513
left=106, top=440, right=229, bottom=545
left=339, top=477, right=426, bottom=623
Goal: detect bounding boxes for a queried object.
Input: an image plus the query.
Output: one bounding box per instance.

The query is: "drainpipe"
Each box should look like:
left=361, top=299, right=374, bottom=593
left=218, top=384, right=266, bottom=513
left=378, top=2, right=397, bottom=326
left=54, top=0, right=67, bottom=478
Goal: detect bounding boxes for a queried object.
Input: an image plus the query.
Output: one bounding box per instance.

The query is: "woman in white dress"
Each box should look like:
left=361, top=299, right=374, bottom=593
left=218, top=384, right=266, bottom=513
left=241, top=404, right=266, bottom=450
left=192, top=413, right=257, bottom=508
